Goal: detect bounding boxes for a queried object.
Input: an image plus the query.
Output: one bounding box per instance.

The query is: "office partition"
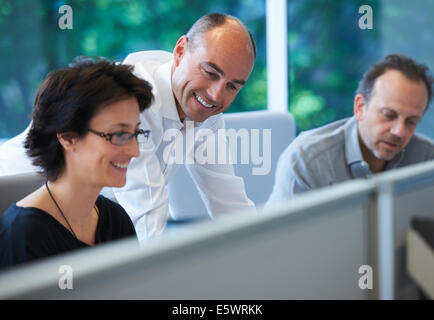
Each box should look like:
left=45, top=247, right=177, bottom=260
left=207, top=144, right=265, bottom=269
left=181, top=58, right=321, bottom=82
left=373, top=160, right=434, bottom=299
left=0, top=180, right=375, bottom=299
left=0, top=173, right=44, bottom=216
left=168, top=110, right=296, bottom=221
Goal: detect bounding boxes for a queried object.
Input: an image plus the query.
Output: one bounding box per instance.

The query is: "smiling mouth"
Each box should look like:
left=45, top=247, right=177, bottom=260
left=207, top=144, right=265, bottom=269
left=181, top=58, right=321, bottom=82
left=194, top=92, right=215, bottom=109
left=111, top=162, right=129, bottom=170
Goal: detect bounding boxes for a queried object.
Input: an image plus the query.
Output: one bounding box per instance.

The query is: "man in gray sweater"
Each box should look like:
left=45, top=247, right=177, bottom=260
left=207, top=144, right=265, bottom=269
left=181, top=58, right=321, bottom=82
left=267, top=54, right=434, bottom=205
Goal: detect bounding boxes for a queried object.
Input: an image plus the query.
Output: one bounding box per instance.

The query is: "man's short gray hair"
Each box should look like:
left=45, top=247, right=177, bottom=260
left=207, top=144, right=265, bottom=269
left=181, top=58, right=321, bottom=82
left=356, top=54, right=433, bottom=109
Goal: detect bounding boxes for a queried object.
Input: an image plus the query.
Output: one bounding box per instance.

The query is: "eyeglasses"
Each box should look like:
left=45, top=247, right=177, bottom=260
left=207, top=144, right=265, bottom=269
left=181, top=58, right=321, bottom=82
left=88, top=128, right=151, bottom=146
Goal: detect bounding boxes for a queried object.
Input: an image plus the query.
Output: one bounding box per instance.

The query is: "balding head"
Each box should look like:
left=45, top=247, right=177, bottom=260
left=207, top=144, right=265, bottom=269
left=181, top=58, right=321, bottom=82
left=186, top=13, right=256, bottom=60
left=171, top=14, right=255, bottom=123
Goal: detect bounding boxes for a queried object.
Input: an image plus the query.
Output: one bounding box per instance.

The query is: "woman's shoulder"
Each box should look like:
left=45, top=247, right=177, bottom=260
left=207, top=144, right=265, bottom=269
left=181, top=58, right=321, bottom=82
left=0, top=203, right=85, bottom=270
left=1, top=204, right=52, bottom=233
left=95, top=195, right=137, bottom=240
left=0, top=205, right=62, bottom=265
left=96, top=195, right=134, bottom=229
left=1, top=204, right=66, bottom=253
left=96, top=195, right=128, bottom=216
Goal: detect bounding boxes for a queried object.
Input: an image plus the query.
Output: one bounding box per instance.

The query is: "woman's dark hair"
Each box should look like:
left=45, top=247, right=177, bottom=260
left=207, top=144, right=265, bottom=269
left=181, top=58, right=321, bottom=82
left=25, top=57, right=154, bottom=181
left=356, top=53, right=433, bottom=108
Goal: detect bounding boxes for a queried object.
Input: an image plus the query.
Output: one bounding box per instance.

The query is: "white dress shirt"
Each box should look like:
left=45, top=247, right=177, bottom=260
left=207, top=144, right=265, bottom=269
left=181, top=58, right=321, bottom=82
left=0, top=50, right=255, bottom=242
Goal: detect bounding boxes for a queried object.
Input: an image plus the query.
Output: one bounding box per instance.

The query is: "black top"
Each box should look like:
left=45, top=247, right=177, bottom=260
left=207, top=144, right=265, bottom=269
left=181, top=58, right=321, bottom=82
left=0, top=195, right=137, bottom=270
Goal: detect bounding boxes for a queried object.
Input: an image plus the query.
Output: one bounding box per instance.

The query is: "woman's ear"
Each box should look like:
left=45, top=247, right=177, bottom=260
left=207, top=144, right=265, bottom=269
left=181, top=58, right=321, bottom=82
left=173, top=35, right=188, bottom=67
left=57, top=132, right=79, bottom=151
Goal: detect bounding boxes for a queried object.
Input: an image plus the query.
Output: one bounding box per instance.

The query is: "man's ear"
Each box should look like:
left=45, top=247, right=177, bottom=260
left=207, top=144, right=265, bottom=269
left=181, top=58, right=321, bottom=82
left=173, top=35, right=188, bottom=67
left=354, top=93, right=367, bottom=121
left=57, top=132, right=79, bottom=151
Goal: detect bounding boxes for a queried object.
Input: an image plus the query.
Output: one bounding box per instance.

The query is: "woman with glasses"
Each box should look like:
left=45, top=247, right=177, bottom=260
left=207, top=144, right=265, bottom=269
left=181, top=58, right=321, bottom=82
left=0, top=57, right=153, bottom=270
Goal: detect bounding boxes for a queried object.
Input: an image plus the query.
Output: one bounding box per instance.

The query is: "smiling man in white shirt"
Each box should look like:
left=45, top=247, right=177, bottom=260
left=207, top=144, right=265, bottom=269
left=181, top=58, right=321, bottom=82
left=0, top=13, right=257, bottom=241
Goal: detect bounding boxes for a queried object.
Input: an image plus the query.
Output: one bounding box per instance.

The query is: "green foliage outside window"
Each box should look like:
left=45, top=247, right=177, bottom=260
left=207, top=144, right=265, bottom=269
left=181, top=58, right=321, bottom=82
left=0, top=0, right=266, bottom=139
left=3, top=0, right=429, bottom=140
left=288, top=0, right=379, bottom=132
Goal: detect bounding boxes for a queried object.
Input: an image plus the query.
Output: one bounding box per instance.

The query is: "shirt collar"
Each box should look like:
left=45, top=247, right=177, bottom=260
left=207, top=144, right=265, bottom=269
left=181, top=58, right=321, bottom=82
left=344, top=116, right=371, bottom=178
left=344, top=116, right=364, bottom=165
left=344, top=116, right=406, bottom=178
left=385, top=146, right=405, bottom=169
left=153, top=60, right=207, bottom=129
left=153, top=60, right=182, bottom=123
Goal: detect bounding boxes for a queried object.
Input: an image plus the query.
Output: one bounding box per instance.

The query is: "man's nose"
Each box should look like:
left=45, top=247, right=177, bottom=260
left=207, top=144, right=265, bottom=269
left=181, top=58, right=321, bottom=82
left=207, top=81, right=225, bottom=102
left=390, top=120, right=406, bottom=138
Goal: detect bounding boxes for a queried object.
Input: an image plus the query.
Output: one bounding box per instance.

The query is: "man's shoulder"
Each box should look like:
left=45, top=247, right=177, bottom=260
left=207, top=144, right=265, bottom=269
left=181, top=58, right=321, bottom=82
left=289, top=118, right=349, bottom=163
left=123, top=50, right=172, bottom=66
left=406, top=132, right=434, bottom=158
left=410, top=132, right=434, bottom=147
left=274, top=118, right=351, bottom=192
left=0, top=127, right=27, bottom=151
left=0, top=125, right=35, bottom=175
left=122, top=50, right=172, bottom=91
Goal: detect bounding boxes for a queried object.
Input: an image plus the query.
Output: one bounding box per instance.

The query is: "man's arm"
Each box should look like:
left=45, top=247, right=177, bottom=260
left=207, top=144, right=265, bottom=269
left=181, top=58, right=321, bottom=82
left=265, top=144, right=312, bottom=209
left=186, top=162, right=255, bottom=217
left=185, top=116, right=255, bottom=217
left=113, top=148, right=169, bottom=243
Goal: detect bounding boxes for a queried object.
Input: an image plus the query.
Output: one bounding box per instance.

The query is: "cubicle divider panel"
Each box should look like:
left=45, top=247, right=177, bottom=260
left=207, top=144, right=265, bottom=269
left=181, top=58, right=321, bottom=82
left=373, top=160, right=434, bottom=300
left=0, top=180, right=375, bottom=299
left=0, top=173, right=44, bottom=216
left=168, top=111, right=296, bottom=221
left=393, top=176, right=434, bottom=299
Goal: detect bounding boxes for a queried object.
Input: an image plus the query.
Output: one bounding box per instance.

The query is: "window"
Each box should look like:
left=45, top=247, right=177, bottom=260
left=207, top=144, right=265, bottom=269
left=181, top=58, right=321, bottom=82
left=1, top=0, right=433, bottom=143
left=288, top=0, right=380, bottom=132
left=0, top=0, right=266, bottom=142
left=287, top=0, right=434, bottom=137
